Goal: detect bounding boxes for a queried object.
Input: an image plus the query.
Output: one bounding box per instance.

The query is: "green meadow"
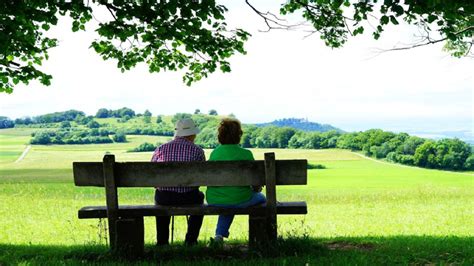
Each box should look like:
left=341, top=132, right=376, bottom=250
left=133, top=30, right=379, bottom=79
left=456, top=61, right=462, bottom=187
left=0, top=128, right=473, bottom=265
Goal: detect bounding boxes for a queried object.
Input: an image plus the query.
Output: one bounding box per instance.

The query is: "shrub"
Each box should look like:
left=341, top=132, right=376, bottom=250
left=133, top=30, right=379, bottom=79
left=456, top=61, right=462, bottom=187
left=398, top=154, right=415, bottom=165
left=172, top=113, right=192, bottom=124
left=30, top=131, right=51, bottom=144
left=464, top=155, right=474, bottom=170
left=113, top=131, right=127, bottom=142
left=0, top=116, right=14, bottom=128
left=128, top=142, right=157, bottom=152
left=119, top=115, right=131, bottom=123
left=60, top=121, right=71, bottom=128
left=87, top=120, right=100, bottom=129
left=307, top=163, right=326, bottom=169
left=156, top=116, right=163, bottom=123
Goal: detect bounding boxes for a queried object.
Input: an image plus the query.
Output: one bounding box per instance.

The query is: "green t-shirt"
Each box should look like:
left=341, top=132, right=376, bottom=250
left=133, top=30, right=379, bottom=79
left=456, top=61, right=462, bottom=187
left=206, top=144, right=254, bottom=205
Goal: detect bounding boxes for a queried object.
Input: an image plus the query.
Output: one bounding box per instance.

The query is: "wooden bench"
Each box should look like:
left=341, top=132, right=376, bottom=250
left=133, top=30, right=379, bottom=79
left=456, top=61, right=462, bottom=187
left=73, top=152, right=307, bottom=256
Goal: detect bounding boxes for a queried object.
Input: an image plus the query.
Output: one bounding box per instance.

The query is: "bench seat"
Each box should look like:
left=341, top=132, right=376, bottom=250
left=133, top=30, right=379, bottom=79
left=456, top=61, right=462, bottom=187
left=79, top=201, right=307, bottom=219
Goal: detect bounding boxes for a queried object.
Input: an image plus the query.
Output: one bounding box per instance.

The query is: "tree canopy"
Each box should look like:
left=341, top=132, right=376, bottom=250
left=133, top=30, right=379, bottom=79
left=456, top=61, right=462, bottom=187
left=1, top=0, right=472, bottom=93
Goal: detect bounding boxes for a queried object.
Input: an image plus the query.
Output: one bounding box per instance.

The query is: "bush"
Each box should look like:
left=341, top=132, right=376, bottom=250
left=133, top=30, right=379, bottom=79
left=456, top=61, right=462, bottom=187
left=87, top=120, right=100, bottom=129
left=30, top=131, right=51, bottom=144
left=30, top=129, right=113, bottom=145
left=0, top=116, right=14, bottom=128
left=172, top=113, right=192, bottom=124
left=96, top=108, right=110, bottom=118
left=156, top=116, right=163, bottom=123
left=464, top=154, right=474, bottom=170
left=307, top=163, right=326, bottom=169
left=60, top=121, right=71, bottom=128
left=128, top=142, right=157, bottom=152
left=119, top=115, right=131, bottom=123
left=398, top=154, right=415, bottom=165
left=113, top=131, right=127, bottom=142
left=386, top=152, right=399, bottom=162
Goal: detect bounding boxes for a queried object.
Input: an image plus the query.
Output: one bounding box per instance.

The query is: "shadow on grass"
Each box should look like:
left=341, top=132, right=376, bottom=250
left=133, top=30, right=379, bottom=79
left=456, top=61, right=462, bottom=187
left=0, top=235, right=472, bottom=265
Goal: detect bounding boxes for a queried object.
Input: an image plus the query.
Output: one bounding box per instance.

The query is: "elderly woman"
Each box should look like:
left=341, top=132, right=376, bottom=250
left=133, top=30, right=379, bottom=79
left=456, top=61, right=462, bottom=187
left=206, top=118, right=266, bottom=243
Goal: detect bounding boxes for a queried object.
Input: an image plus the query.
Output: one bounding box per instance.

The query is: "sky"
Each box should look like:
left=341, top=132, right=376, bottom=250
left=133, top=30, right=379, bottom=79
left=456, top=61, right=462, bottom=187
left=0, top=1, right=472, bottom=138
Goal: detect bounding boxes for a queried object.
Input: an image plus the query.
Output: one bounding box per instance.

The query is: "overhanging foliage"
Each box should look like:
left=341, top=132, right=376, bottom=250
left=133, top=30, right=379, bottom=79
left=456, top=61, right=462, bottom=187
left=1, top=0, right=472, bottom=93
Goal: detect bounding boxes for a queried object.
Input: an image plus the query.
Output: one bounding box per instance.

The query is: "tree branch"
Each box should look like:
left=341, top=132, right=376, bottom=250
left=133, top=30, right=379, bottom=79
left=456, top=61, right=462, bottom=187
left=373, top=26, right=474, bottom=55
left=388, top=26, right=473, bottom=52
left=104, top=3, right=118, bottom=21
left=245, top=0, right=298, bottom=32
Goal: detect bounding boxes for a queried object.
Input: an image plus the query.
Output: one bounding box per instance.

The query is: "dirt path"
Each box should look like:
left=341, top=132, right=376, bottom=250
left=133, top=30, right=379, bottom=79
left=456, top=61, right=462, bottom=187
left=352, top=152, right=413, bottom=168
left=352, top=152, right=474, bottom=176
left=15, top=145, right=31, bottom=163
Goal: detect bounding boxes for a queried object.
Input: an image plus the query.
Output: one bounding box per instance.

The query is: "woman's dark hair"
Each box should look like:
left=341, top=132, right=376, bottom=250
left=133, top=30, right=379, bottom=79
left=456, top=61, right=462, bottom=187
left=218, top=118, right=243, bottom=145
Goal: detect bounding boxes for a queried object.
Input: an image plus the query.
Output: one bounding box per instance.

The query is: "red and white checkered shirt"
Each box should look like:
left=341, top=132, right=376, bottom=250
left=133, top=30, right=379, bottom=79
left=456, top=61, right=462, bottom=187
left=151, top=137, right=205, bottom=193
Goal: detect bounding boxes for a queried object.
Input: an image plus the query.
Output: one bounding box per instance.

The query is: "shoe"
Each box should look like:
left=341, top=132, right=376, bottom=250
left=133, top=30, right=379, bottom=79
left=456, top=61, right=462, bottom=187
left=185, top=240, right=198, bottom=246
left=156, top=240, right=169, bottom=246
left=209, top=235, right=224, bottom=248
left=214, top=235, right=224, bottom=243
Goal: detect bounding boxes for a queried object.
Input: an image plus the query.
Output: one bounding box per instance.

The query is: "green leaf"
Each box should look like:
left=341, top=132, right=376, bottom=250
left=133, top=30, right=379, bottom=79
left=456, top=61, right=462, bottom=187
left=373, top=32, right=381, bottom=40
left=332, top=0, right=343, bottom=8
left=381, top=16, right=389, bottom=25
left=41, top=24, right=50, bottom=31
left=353, top=26, right=364, bottom=35
left=220, top=64, right=231, bottom=72
left=72, top=21, right=80, bottom=32
left=6, top=55, right=13, bottom=61
left=427, top=14, right=437, bottom=23
left=390, top=16, right=399, bottom=25
left=391, top=5, right=404, bottom=16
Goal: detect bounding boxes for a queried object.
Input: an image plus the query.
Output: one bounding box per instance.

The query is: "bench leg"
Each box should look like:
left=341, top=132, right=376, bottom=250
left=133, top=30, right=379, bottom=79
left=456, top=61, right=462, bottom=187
left=266, top=214, right=277, bottom=243
left=249, top=215, right=267, bottom=248
left=249, top=214, right=278, bottom=250
left=114, top=217, right=144, bottom=258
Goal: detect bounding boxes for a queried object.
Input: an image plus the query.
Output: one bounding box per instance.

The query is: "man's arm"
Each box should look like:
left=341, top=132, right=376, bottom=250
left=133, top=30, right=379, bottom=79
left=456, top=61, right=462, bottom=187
left=151, top=148, right=162, bottom=162
left=198, top=149, right=206, bottom=162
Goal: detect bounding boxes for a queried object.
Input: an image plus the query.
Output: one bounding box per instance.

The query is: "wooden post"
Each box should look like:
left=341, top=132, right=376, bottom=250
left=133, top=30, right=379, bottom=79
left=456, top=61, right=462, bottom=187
left=103, top=154, right=118, bottom=250
left=249, top=214, right=267, bottom=248
left=115, top=217, right=144, bottom=258
left=264, top=153, right=277, bottom=242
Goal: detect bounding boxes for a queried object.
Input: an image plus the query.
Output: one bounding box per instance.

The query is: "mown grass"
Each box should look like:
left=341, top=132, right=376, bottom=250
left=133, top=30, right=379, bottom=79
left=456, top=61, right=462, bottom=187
left=0, top=128, right=473, bottom=265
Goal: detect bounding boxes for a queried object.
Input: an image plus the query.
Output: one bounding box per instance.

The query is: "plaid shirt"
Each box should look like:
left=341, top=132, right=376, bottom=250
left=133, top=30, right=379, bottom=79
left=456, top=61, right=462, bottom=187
left=151, top=137, right=205, bottom=193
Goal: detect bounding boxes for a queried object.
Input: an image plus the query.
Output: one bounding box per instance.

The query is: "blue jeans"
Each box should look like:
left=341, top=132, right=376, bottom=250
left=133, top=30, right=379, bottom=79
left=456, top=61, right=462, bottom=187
left=209, top=192, right=266, bottom=238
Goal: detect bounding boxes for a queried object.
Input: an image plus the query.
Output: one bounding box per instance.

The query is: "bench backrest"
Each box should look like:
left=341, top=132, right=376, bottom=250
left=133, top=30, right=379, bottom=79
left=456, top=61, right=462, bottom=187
left=74, top=157, right=307, bottom=187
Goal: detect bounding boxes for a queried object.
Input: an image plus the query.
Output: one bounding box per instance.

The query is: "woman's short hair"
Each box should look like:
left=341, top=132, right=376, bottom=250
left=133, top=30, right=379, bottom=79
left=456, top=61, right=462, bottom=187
left=218, top=118, right=243, bottom=145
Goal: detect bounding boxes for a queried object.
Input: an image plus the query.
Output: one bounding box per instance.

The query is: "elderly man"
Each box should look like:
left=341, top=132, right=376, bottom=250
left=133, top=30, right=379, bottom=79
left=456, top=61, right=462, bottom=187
left=151, top=118, right=205, bottom=246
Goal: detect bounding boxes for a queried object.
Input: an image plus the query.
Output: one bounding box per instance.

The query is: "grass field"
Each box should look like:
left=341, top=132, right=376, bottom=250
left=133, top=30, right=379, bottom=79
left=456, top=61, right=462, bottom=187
left=0, top=128, right=473, bottom=265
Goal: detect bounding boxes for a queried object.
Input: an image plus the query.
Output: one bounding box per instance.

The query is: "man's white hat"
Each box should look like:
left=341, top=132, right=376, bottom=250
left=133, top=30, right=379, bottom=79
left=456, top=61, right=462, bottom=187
left=174, top=118, right=200, bottom=137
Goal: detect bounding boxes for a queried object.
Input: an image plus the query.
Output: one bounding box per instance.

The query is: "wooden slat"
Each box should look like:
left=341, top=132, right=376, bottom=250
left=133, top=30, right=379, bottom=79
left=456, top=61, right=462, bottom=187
left=103, top=154, right=118, bottom=250
left=73, top=160, right=307, bottom=187
left=264, top=153, right=278, bottom=242
left=78, top=202, right=307, bottom=219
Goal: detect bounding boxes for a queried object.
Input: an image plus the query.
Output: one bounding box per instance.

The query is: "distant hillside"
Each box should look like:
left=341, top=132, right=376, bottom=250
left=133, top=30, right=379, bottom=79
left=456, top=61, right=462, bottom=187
left=255, top=118, right=343, bottom=133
